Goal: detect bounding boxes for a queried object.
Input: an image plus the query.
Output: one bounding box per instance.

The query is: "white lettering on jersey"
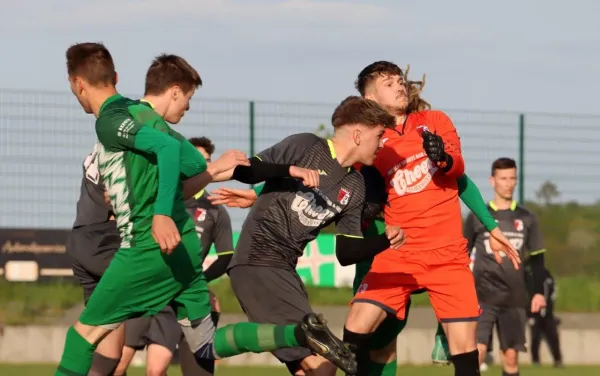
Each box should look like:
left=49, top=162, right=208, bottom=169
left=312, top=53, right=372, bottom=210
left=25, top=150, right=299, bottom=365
left=483, top=232, right=524, bottom=258
left=389, top=154, right=438, bottom=196
left=83, top=144, right=100, bottom=185
left=291, top=191, right=336, bottom=227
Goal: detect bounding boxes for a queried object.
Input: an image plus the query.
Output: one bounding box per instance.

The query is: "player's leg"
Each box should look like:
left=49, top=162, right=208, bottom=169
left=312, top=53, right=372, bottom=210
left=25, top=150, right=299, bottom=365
left=496, top=307, right=527, bottom=375
left=431, top=321, right=451, bottom=365
left=347, top=270, right=414, bottom=376
left=474, top=303, right=497, bottom=367
left=55, top=246, right=180, bottom=376
left=143, top=306, right=182, bottom=376
left=223, top=265, right=348, bottom=376
left=425, top=247, right=480, bottom=376
left=114, top=316, right=153, bottom=375
left=67, top=224, right=124, bottom=376
left=528, top=314, right=542, bottom=365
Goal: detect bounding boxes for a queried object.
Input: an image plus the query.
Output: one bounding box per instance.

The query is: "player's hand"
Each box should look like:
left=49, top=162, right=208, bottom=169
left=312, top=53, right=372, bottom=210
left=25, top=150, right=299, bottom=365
left=489, top=227, right=521, bottom=269
left=531, top=293, right=547, bottom=313
left=208, top=150, right=250, bottom=177
left=385, top=225, right=406, bottom=249
left=421, top=130, right=447, bottom=163
left=152, top=215, right=181, bottom=254
left=209, top=187, right=258, bottom=208
left=209, top=289, right=221, bottom=313
left=103, top=191, right=111, bottom=206
left=289, top=166, right=319, bottom=188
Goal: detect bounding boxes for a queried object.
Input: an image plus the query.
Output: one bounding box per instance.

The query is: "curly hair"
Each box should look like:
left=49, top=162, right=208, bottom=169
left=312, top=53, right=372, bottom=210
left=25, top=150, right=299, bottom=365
left=355, top=61, right=431, bottom=114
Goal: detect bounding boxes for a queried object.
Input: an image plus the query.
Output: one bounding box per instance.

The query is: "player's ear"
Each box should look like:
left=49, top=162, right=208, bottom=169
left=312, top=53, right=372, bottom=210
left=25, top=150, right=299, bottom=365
left=353, top=128, right=361, bottom=146
left=114, top=72, right=119, bottom=86
left=172, top=86, right=181, bottom=101
left=489, top=176, right=495, bottom=188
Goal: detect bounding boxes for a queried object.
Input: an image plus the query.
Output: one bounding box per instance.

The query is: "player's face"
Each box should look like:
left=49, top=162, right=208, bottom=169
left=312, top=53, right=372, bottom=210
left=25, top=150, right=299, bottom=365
left=195, top=147, right=212, bottom=163
left=354, top=124, right=386, bottom=165
left=69, top=77, right=93, bottom=114
left=164, top=87, right=195, bottom=124
left=490, top=168, right=517, bottom=200
left=366, top=74, right=407, bottom=116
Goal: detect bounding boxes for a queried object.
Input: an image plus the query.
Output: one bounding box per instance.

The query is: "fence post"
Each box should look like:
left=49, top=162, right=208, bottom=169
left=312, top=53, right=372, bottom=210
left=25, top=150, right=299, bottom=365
left=249, top=101, right=255, bottom=188
left=518, top=113, right=525, bottom=204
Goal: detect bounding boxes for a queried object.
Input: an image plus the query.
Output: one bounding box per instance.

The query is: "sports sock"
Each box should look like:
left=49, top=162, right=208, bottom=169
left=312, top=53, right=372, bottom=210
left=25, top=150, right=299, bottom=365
left=343, top=327, right=374, bottom=376
left=369, top=359, right=396, bottom=376
left=88, top=352, right=121, bottom=376
left=212, top=322, right=303, bottom=359
left=55, top=326, right=98, bottom=376
left=450, top=350, right=480, bottom=376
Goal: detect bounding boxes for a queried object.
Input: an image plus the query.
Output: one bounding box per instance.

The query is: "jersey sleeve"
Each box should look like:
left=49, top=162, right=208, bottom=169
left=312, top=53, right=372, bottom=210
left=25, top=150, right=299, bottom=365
left=179, top=137, right=208, bottom=179
left=256, top=133, right=320, bottom=165
left=361, top=165, right=387, bottom=221
left=95, top=109, right=144, bottom=152
left=335, top=175, right=366, bottom=238
left=463, top=212, right=478, bottom=251
left=458, top=174, right=498, bottom=231
left=428, top=111, right=465, bottom=178
left=213, top=206, right=234, bottom=255
left=526, top=214, right=546, bottom=255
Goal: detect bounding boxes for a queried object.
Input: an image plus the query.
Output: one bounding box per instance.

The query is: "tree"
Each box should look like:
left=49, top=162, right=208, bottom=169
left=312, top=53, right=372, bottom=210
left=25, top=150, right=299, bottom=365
left=535, top=180, right=560, bottom=205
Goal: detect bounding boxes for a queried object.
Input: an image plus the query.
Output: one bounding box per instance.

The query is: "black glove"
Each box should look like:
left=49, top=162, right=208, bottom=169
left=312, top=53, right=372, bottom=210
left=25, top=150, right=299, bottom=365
left=422, top=130, right=453, bottom=172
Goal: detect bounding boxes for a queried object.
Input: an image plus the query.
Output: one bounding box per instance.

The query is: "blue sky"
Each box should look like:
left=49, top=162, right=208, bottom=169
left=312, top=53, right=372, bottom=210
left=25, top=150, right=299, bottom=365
left=0, top=0, right=598, bottom=113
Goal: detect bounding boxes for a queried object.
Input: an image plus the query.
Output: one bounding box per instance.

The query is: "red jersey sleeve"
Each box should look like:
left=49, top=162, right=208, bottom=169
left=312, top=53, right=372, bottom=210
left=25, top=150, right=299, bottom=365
left=428, top=111, right=465, bottom=178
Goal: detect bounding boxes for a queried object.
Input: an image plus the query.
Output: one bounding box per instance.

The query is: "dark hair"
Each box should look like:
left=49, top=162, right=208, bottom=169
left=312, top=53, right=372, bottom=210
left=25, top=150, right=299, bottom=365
left=355, top=61, right=431, bottom=113
left=66, top=42, right=116, bottom=86
left=188, top=137, right=215, bottom=155
left=491, top=157, right=517, bottom=176
left=144, top=54, right=202, bottom=96
left=331, top=96, right=396, bottom=129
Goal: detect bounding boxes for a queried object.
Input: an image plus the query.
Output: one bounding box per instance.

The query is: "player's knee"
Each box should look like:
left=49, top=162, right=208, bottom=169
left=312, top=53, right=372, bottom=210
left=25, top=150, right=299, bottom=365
left=345, top=302, right=387, bottom=333
left=370, top=340, right=396, bottom=364
left=502, top=349, right=518, bottom=368
left=74, top=321, right=120, bottom=345
left=179, top=315, right=216, bottom=360
left=145, top=364, right=169, bottom=376
left=444, top=321, right=477, bottom=354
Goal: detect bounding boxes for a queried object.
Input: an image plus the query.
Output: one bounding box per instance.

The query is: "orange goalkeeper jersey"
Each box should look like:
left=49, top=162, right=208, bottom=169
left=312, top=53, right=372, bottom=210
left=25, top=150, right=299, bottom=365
left=374, top=110, right=466, bottom=252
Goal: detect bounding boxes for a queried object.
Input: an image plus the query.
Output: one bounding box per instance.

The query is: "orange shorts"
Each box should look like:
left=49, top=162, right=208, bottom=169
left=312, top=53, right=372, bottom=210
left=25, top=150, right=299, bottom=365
left=352, top=242, right=480, bottom=322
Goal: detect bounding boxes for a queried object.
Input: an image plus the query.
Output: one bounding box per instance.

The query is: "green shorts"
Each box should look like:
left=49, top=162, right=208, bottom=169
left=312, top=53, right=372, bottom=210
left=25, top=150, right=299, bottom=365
left=79, top=230, right=210, bottom=326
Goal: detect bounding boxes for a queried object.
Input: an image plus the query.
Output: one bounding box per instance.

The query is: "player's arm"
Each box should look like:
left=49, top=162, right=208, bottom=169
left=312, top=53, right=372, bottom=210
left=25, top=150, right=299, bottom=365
left=333, top=179, right=393, bottom=266
left=424, top=111, right=465, bottom=178
left=527, top=214, right=547, bottom=296
left=96, top=110, right=180, bottom=216
left=360, top=165, right=387, bottom=222
left=457, top=174, right=497, bottom=231
left=203, top=207, right=235, bottom=282
left=231, top=133, right=320, bottom=184
left=177, top=134, right=208, bottom=179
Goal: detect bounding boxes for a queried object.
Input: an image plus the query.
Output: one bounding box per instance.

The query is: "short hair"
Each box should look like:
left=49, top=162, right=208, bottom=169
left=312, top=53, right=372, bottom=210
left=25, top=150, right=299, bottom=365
left=491, top=157, right=517, bottom=176
left=331, top=96, right=396, bottom=129
left=355, top=61, right=404, bottom=96
left=188, top=137, right=215, bottom=155
left=66, top=42, right=116, bottom=86
left=144, top=54, right=202, bottom=96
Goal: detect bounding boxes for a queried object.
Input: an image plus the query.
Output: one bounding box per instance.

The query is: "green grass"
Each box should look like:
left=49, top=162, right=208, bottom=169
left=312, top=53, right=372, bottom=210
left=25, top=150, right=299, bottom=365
left=3, top=275, right=600, bottom=325
left=0, top=364, right=595, bottom=376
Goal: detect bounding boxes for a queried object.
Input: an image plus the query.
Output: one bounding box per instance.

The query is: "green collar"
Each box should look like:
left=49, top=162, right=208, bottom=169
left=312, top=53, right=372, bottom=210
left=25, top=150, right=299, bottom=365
left=489, top=200, right=517, bottom=211
left=99, top=93, right=123, bottom=115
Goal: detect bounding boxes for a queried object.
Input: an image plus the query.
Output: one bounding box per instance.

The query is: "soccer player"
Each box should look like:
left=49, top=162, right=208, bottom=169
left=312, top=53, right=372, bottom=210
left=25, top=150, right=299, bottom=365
left=227, top=96, right=406, bottom=376
left=56, top=42, right=356, bottom=376
left=464, top=157, right=548, bottom=375
left=342, top=61, right=521, bottom=376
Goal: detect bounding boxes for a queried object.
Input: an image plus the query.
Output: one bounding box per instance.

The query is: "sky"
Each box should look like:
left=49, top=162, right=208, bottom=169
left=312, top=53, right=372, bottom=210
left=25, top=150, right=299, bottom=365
left=1, top=0, right=599, bottom=230
left=0, top=0, right=598, bottom=113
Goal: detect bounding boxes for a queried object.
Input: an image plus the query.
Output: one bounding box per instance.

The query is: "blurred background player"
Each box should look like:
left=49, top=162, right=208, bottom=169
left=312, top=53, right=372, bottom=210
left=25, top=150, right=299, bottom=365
left=528, top=266, right=563, bottom=368
left=464, top=157, right=548, bottom=376
left=228, top=96, right=404, bottom=376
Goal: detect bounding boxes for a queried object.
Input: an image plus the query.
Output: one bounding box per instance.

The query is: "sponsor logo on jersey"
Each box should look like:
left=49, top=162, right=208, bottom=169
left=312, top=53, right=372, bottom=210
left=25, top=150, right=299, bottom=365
left=514, top=219, right=524, bottom=231
left=337, top=188, right=351, bottom=205
left=318, top=169, right=327, bottom=176
left=117, top=119, right=136, bottom=139
left=389, top=153, right=438, bottom=196
left=195, top=208, right=207, bottom=222
left=291, top=191, right=336, bottom=227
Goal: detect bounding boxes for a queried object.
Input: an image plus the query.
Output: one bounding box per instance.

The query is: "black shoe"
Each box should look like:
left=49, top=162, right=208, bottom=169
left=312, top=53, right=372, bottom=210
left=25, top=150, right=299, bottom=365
left=300, top=313, right=357, bottom=375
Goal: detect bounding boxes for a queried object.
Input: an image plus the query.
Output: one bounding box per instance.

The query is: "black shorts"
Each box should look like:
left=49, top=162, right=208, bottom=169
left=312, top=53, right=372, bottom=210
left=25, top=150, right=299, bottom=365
left=66, top=221, right=120, bottom=303
left=124, top=306, right=182, bottom=354
left=229, top=265, right=313, bottom=366
left=477, top=303, right=527, bottom=352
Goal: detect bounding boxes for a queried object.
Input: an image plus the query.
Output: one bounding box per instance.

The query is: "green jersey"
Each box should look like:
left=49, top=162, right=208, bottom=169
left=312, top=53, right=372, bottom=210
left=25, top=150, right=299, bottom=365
left=95, top=94, right=206, bottom=249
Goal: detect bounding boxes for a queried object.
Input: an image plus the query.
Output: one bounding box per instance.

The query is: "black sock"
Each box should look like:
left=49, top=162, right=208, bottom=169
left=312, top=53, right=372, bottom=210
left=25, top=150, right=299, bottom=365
left=88, top=352, right=121, bottom=376
left=502, top=372, right=519, bottom=376
left=451, top=350, right=479, bottom=376
left=343, top=327, right=373, bottom=376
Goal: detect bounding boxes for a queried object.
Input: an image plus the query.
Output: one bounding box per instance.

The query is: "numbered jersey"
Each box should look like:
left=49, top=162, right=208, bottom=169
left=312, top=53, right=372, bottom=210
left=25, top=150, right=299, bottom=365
left=465, top=201, right=545, bottom=307
left=372, top=110, right=466, bottom=252
left=72, top=144, right=114, bottom=228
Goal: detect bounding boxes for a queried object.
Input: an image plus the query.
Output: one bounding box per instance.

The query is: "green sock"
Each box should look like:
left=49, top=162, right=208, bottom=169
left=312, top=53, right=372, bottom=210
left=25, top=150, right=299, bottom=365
left=55, top=326, right=97, bottom=376
left=435, top=322, right=445, bottom=336
left=369, top=359, right=397, bottom=376
left=212, top=322, right=301, bottom=359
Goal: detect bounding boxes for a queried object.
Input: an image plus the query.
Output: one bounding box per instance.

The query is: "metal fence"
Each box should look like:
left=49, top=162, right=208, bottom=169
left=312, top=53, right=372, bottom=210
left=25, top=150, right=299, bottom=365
left=1, top=89, right=599, bottom=231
